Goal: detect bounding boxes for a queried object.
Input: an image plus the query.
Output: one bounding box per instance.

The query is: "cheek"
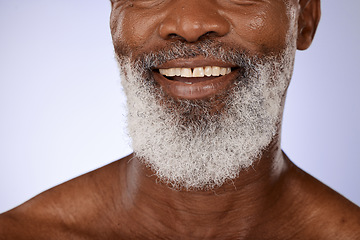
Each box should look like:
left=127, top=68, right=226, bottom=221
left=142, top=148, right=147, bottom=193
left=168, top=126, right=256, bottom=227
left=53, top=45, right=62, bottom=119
left=256, top=13, right=289, bottom=52
left=112, top=8, right=163, bottom=52
left=226, top=7, right=290, bottom=54
left=249, top=12, right=266, bottom=31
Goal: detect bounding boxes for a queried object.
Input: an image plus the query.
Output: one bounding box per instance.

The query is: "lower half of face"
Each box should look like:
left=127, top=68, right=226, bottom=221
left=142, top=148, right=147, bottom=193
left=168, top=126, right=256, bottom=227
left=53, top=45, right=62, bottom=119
left=115, top=32, right=296, bottom=190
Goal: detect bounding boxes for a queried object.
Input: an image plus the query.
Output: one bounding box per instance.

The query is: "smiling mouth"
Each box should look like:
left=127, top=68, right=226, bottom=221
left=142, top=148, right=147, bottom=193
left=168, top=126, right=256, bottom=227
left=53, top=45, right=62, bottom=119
left=152, top=64, right=240, bottom=100
left=158, top=66, right=232, bottom=83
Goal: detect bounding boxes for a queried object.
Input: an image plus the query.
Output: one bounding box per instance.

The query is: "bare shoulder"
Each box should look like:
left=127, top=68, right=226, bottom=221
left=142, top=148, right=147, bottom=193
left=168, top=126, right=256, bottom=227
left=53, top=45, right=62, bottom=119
left=284, top=159, right=360, bottom=239
left=0, top=154, right=133, bottom=240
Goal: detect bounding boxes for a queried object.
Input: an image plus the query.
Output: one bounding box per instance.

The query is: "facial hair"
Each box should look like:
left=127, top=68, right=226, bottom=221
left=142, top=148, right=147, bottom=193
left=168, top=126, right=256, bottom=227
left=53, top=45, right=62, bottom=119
left=116, top=24, right=296, bottom=191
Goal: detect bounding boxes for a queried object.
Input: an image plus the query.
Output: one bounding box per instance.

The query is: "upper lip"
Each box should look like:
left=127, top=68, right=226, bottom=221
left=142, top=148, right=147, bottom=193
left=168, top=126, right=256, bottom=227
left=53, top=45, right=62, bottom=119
left=153, top=57, right=237, bottom=69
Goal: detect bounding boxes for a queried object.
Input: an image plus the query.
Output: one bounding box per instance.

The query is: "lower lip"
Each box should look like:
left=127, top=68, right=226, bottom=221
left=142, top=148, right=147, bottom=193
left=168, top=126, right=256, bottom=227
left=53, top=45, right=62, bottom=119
left=153, top=70, right=239, bottom=100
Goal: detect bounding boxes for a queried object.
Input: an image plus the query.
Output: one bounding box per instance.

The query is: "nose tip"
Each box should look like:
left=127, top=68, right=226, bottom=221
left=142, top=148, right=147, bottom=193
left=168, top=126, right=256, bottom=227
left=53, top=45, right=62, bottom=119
left=158, top=8, right=230, bottom=43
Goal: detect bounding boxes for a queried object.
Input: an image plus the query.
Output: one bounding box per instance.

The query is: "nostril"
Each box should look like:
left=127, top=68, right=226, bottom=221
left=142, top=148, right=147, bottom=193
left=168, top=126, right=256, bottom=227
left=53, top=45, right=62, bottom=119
left=166, top=33, right=188, bottom=42
left=205, top=31, right=217, bottom=36
left=198, top=31, right=219, bottom=41
left=168, top=33, right=180, bottom=39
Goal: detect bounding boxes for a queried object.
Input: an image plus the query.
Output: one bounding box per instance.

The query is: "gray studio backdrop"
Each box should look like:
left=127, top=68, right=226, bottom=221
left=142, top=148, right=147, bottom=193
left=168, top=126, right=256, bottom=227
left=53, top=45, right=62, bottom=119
left=1, top=1, right=359, bottom=213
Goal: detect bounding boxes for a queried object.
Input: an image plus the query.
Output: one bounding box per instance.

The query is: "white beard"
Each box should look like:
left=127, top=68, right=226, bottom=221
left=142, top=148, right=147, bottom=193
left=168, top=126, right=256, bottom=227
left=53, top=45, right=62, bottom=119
left=117, top=23, right=297, bottom=190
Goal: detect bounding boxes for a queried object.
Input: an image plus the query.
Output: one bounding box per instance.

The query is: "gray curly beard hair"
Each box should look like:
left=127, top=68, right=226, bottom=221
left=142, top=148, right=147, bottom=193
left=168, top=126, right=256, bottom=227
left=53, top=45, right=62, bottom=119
left=116, top=8, right=297, bottom=190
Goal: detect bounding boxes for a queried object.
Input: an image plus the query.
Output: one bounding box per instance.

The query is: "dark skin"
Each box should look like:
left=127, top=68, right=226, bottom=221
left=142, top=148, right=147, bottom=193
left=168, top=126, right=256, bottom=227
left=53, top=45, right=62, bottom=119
left=1, top=0, right=360, bottom=239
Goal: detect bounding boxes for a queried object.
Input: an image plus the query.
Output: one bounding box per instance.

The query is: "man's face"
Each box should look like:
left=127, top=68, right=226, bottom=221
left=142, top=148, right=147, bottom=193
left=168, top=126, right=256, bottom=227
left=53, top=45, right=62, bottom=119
left=110, top=0, right=293, bottom=100
left=110, top=0, right=299, bottom=189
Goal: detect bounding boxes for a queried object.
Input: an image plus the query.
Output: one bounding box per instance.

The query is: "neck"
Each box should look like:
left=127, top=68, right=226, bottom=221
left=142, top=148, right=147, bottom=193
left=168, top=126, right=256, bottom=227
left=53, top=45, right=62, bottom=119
left=120, top=135, right=290, bottom=238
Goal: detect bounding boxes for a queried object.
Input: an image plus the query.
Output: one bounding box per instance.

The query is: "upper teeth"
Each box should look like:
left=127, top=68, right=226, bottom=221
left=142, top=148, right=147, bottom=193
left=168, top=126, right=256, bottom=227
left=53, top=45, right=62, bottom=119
left=159, top=66, right=232, bottom=78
